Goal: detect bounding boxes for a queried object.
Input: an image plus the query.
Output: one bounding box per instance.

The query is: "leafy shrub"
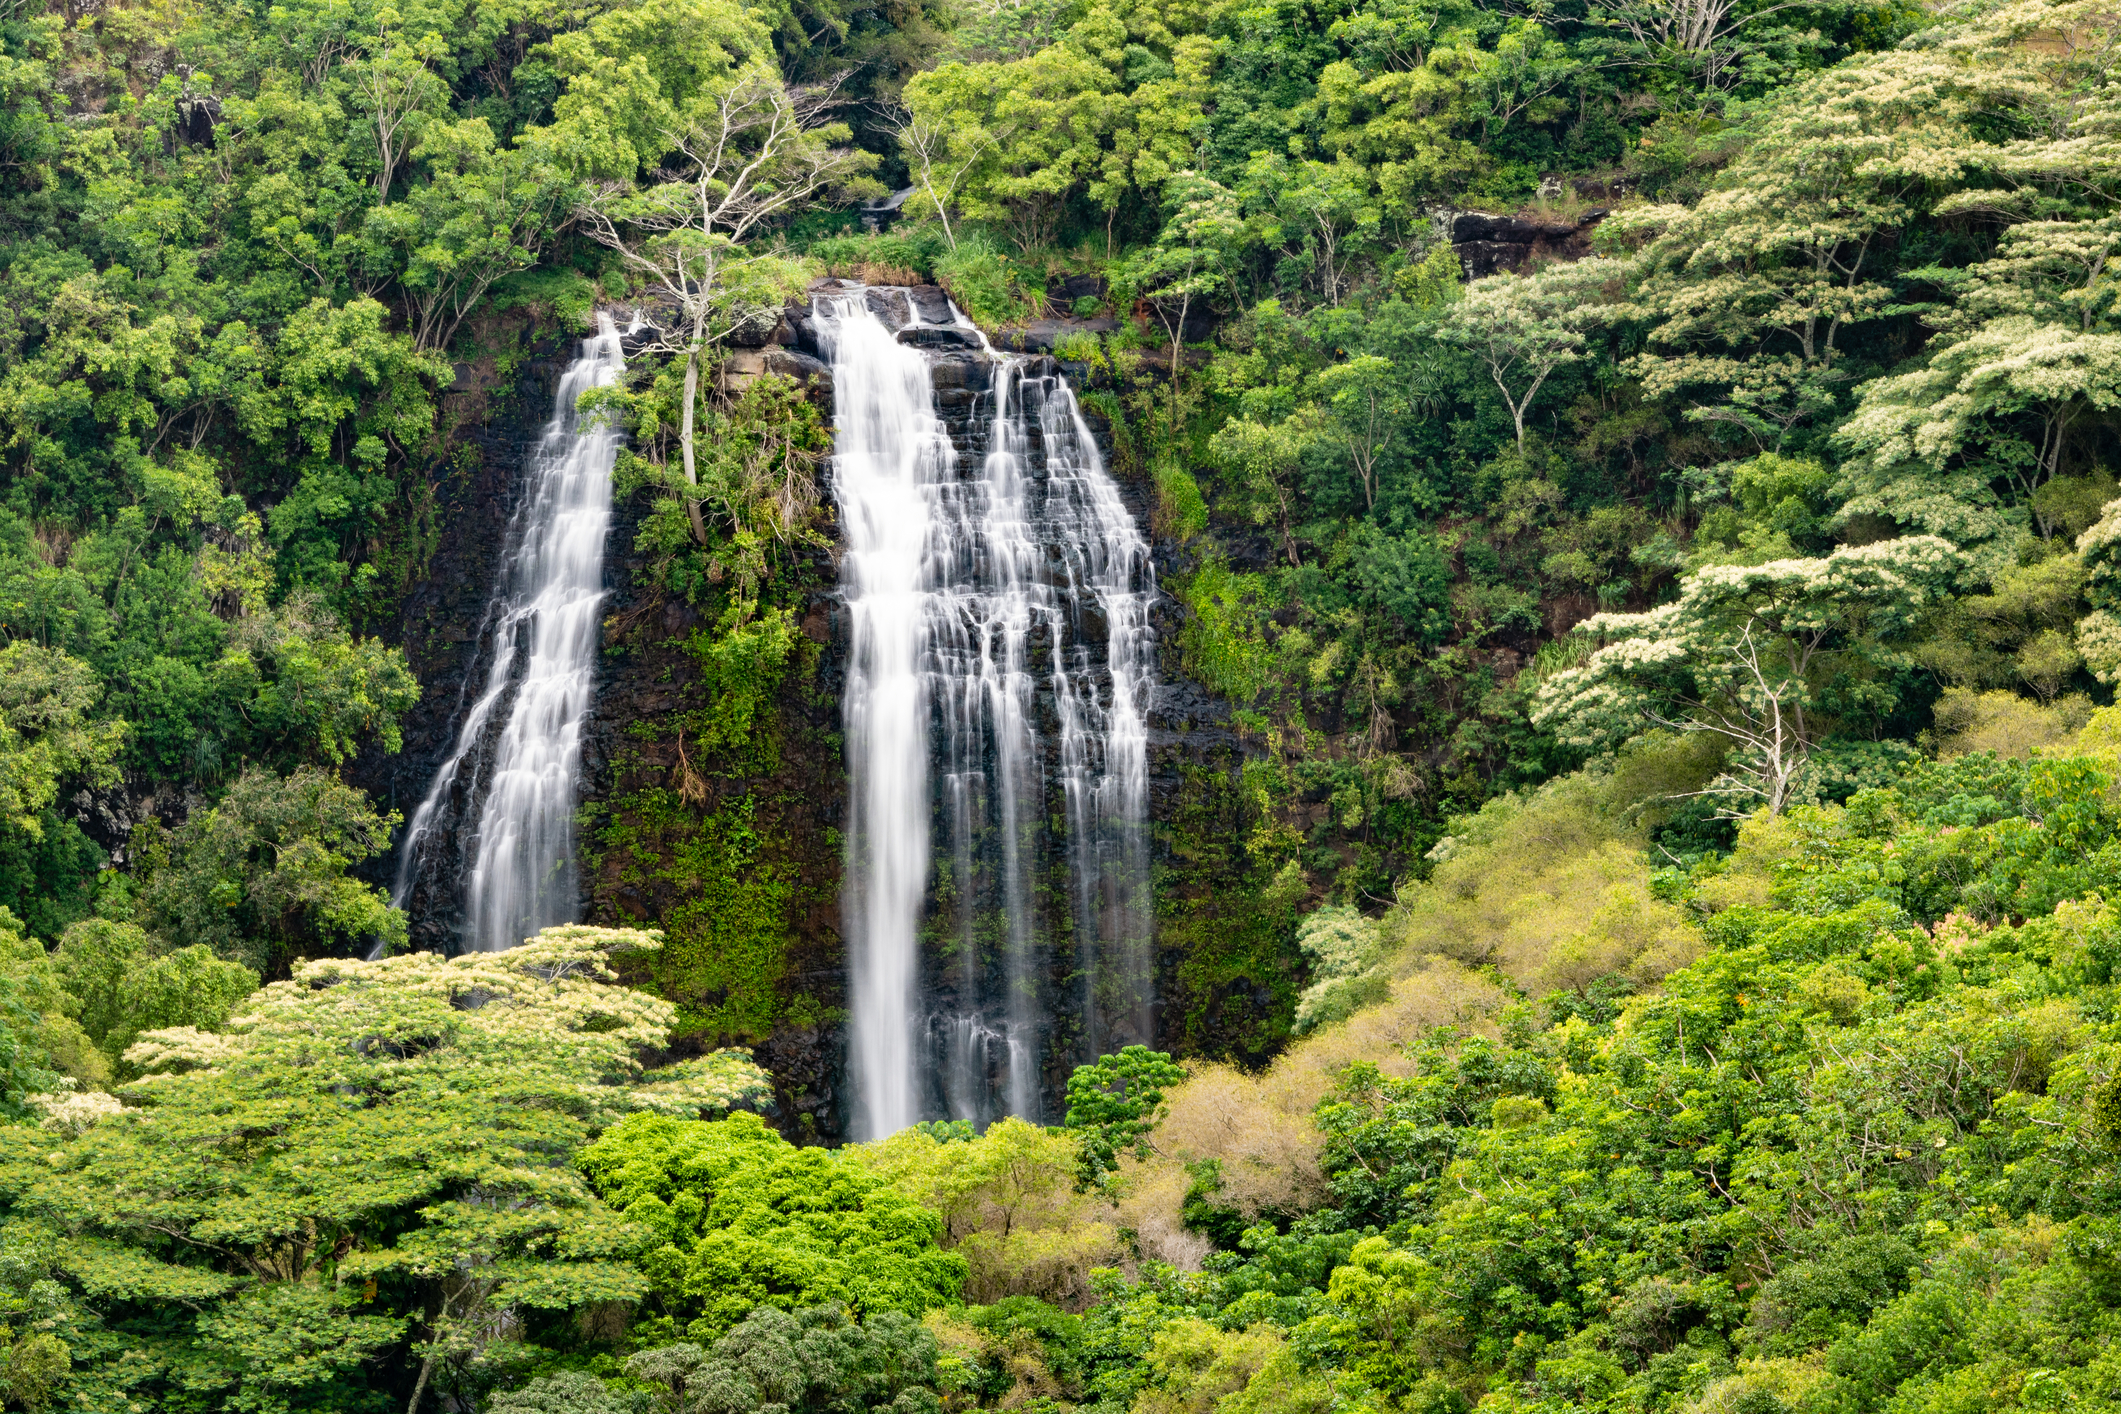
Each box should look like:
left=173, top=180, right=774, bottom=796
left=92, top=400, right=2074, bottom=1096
left=933, top=236, right=1038, bottom=328
left=805, top=228, right=952, bottom=284
left=1291, top=905, right=1387, bottom=1034
left=579, top=1111, right=968, bottom=1339
left=1154, top=463, right=1209, bottom=541
left=53, top=918, right=257, bottom=1069
left=623, top=1304, right=943, bottom=1414
left=851, top=1119, right=1124, bottom=1309
left=1392, top=772, right=1699, bottom=995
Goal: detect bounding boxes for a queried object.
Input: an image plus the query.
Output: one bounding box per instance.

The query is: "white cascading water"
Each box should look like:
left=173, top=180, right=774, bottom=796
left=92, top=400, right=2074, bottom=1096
left=391, top=314, right=625, bottom=952
left=821, top=293, right=942, bottom=1138
left=817, top=287, right=1156, bottom=1139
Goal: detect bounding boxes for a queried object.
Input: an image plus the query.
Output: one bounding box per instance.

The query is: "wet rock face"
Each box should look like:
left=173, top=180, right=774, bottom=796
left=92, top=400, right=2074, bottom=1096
left=1046, top=272, right=1108, bottom=306
left=865, top=287, right=914, bottom=330
left=345, top=321, right=570, bottom=952
left=861, top=284, right=961, bottom=330
left=359, top=299, right=1245, bottom=1142
left=897, top=325, right=983, bottom=351
left=1449, top=207, right=1611, bottom=278
left=722, top=345, right=833, bottom=396
left=582, top=491, right=851, bottom=1142
left=907, top=286, right=953, bottom=323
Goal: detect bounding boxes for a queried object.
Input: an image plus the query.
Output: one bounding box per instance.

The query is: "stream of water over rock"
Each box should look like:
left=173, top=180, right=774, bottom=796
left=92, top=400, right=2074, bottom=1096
left=818, top=286, right=1157, bottom=1139
left=390, top=315, right=625, bottom=952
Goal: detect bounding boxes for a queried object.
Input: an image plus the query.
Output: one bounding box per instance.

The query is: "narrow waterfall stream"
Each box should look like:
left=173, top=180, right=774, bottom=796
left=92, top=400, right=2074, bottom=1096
left=392, top=315, right=626, bottom=952
left=819, top=286, right=1158, bottom=1139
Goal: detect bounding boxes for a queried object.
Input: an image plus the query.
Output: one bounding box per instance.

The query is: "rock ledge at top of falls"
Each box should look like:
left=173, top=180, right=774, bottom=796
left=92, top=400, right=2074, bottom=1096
left=896, top=325, right=984, bottom=351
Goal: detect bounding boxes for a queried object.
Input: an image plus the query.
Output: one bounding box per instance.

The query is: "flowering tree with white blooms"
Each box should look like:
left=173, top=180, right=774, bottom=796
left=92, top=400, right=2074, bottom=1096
left=1534, top=536, right=1962, bottom=813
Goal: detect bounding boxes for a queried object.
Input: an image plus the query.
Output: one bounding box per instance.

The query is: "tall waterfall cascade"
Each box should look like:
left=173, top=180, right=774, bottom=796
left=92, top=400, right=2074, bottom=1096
left=818, top=285, right=1158, bottom=1140
left=392, top=315, right=626, bottom=952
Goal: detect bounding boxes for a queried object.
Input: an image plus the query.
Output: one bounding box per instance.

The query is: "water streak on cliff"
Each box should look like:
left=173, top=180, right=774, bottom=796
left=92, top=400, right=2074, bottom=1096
left=817, top=287, right=1156, bottom=1139
left=391, top=315, right=625, bottom=951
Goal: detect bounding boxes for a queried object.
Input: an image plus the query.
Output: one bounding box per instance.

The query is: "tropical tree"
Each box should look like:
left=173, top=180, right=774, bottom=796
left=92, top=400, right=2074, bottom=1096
left=1315, top=354, right=1404, bottom=509
left=1208, top=409, right=1322, bottom=567
left=901, top=17, right=1127, bottom=252
left=1534, top=536, right=1962, bottom=812
left=577, top=1110, right=969, bottom=1339
left=1115, top=173, right=1249, bottom=443
left=1064, top=1045, right=1185, bottom=1188
left=619, top=1304, right=945, bottom=1414
left=131, top=765, right=407, bottom=971
left=1441, top=259, right=1625, bottom=449
left=1836, top=319, right=2121, bottom=553
left=2, top=926, right=772, bottom=1414
left=578, top=64, right=872, bottom=544
left=0, top=643, right=123, bottom=837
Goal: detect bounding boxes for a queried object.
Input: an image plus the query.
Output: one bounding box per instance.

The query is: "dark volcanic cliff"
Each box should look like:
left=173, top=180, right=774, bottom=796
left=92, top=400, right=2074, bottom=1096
left=359, top=295, right=1289, bottom=1143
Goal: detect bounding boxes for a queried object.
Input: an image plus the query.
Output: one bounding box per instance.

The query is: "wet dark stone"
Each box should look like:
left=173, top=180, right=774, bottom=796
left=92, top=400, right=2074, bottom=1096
left=766, top=349, right=831, bottom=382
left=928, top=353, right=995, bottom=393
left=728, top=310, right=795, bottom=347
left=1046, top=272, right=1108, bottom=305
left=1448, top=208, right=1611, bottom=277
left=865, top=287, right=914, bottom=330
left=785, top=307, right=824, bottom=358
left=619, top=324, right=665, bottom=360
left=907, top=285, right=953, bottom=323
left=898, top=325, right=983, bottom=350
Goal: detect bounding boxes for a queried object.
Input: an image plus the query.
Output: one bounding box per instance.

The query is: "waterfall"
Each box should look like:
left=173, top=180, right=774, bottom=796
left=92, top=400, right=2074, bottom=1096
left=391, top=315, right=625, bottom=952
left=818, top=286, right=1157, bottom=1139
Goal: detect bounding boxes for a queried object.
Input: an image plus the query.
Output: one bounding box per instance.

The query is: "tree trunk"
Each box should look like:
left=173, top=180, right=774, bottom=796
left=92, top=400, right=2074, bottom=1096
left=1166, top=293, right=1190, bottom=449
left=405, top=1347, right=439, bottom=1414
left=679, top=345, right=709, bottom=546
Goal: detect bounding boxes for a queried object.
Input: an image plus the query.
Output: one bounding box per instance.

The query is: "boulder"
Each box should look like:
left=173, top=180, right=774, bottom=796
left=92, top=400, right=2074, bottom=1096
left=897, top=325, right=984, bottom=351
left=865, top=287, right=914, bottom=330
left=721, top=347, right=832, bottom=394
left=906, top=285, right=954, bottom=323
left=1047, top=272, right=1109, bottom=305
left=1448, top=207, right=1611, bottom=278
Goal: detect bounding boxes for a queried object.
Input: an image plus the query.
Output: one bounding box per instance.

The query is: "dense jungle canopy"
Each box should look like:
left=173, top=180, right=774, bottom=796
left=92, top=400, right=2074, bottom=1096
left=7, top=0, right=2121, bottom=1409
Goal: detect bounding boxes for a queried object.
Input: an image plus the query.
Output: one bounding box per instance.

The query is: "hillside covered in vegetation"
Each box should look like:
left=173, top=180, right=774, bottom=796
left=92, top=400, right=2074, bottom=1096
left=4, top=0, right=2121, bottom=1407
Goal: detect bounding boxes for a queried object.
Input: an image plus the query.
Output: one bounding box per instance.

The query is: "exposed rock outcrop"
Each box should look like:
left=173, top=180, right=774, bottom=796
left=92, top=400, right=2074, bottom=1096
left=1450, top=207, right=1611, bottom=277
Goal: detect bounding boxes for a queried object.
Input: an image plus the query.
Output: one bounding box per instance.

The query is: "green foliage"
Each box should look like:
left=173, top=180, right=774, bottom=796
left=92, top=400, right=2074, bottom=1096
left=0, top=974, right=63, bottom=1122
left=0, top=644, right=122, bottom=838
left=577, top=1112, right=968, bottom=1340
left=1170, top=561, right=1280, bottom=707
left=685, top=607, right=805, bottom=765
left=805, top=230, right=952, bottom=282
left=932, top=236, right=1041, bottom=328
left=600, top=794, right=799, bottom=1042
left=1021, top=745, right=2121, bottom=1414
left=52, top=919, right=257, bottom=1069
left=1065, top=1045, right=1186, bottom=1186
left=1290, top=905, right=1387, bottom=1034
left=1154, top=462, right=1210, bottom=541
left=1, top=926, right=770, bottom=1412
left=622, top=1304, right=943, bottom=1414
left=132, top=765, right=406, bottom=973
